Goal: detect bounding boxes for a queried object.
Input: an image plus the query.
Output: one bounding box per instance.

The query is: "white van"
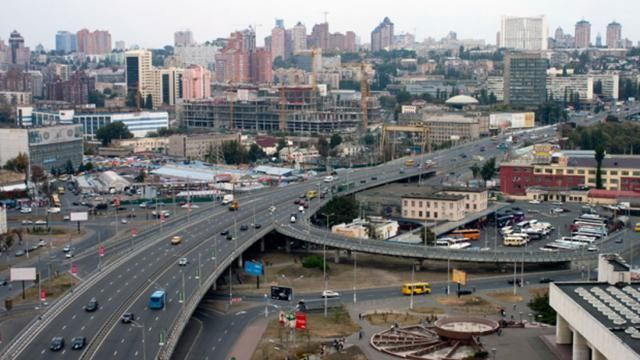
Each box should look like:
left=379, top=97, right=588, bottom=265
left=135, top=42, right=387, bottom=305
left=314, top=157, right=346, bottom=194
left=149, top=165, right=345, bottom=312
left=290, top=215, right=297, bottom=223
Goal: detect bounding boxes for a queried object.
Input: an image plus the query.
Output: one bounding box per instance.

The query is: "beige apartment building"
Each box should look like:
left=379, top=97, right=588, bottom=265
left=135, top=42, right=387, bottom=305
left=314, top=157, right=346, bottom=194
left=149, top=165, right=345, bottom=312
left=423, top=113, right=489, bottom=145
left=402, top=187, right=489, bottom=222
left=167, top=133, right=238, bottom=161
left=112, top=137, right=169, bottom=153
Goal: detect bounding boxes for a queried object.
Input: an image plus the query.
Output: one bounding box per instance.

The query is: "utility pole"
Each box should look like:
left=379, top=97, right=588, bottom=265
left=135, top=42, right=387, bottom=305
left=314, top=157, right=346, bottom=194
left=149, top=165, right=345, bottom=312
left=409, top=264, right=415, bottom=310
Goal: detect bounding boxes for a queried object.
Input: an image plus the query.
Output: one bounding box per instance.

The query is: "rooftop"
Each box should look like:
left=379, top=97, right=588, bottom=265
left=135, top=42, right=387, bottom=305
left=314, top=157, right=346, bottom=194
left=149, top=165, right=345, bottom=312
left=403, top=192, right=465, bottom=201
left=445, top=95, right=479, bottom=105
left=554, top=281, right=640, bottom=356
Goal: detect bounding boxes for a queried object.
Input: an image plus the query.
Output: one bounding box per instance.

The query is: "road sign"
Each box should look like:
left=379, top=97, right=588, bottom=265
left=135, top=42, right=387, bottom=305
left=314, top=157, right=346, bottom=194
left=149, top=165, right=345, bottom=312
left=40, top=289, right=46, bottom=302
left=244, top=261, right=264, bottom=276
left=160, top=212, right=165, bottom=223
left=270, top=286, right=293, bottom=301
left=295, top=312, right=307, bottom=329
left=231, top=297, right=242, bottom=304
left=71, top=263, right=77, bottom=275
left=99, top=246, right=105, bottom=257
left=131, top=228, right=137, bottom=237
left=452, top=269, right=467, bottom=286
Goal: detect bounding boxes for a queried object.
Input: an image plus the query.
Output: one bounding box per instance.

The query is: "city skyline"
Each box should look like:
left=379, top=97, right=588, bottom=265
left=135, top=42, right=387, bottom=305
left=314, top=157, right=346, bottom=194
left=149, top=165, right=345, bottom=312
left=1, top=0, right=638, bottom=49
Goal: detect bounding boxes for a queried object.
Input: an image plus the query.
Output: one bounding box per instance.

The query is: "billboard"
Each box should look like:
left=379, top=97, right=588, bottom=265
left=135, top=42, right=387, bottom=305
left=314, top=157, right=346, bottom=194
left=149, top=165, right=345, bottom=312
left=244, top=261, right=264, bottom=276
left=452, top=269, right=467, bottom=286
left=10, top=267, right=37, bottom=281
left=70, top=212, right=88, bottom=222
left=401, top=105, right=417, bottom=114
left=271, top=286, right=293, bottom=301
left=27, top=125, right=82, bottom=146
left=489, top=112, right=535, bottom=129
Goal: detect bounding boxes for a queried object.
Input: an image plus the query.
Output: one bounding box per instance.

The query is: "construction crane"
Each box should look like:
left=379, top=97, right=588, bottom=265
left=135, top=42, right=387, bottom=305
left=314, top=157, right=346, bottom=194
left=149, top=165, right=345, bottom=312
left=380, top=123, right=429, bottom=160
left=279, top=84, right=287, bottom=131
left=360, top=62, right=369, bottom=130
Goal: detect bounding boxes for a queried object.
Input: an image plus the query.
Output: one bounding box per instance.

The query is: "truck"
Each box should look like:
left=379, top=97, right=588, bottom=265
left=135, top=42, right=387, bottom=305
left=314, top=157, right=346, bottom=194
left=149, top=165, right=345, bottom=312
left=229, top=200, right=240, bottom=211
left=222, top=194, right=234, bottom=205
left=149, top=290, right=166, bottom=309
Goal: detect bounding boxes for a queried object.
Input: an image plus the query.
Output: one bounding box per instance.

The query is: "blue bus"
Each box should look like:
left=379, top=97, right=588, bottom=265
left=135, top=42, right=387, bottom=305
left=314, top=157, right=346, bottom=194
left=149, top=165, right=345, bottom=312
left=149, top=290, right=166, bottom=310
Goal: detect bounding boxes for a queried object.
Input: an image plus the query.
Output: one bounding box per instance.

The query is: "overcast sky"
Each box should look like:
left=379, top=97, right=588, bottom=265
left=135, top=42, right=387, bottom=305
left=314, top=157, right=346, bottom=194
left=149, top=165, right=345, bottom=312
left=1, top=0, right=638, bottom=49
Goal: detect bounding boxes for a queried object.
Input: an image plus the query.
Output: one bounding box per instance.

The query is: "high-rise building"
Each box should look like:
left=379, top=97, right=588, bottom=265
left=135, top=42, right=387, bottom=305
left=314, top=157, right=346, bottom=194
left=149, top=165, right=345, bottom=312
left=215, top=31, right=250, bottom=83
left=157, top=67, right=183, bottom=106
left=291, top=22, right=307, bottom=54
left=45, top=71, right=95, bottom=104
left=249, top=48, right=272, bottom=84
left=115, top=41, right=126, bottom=51
left=8, top=30, right=30, bottom=66
left=499, top=15, right=548, bottom=50
left=503, top=51, right=547, bottom=106
left=182, top=64, right=211, bottom=99
left=125, top=50, right=159, bottom=107
left=55, top=31, right=77, bottom=53
left=554, top=27, right=564, bottom=42
left=595, top=33, right=603, bottom=47
left=371, top=17, right=394, bottom=52
left=606, top=21, right=622, bottom=48
left=76, top=29, right=111, bottom=54
left=309, top=23, right=329, bottom=50
left=345, top=31, right=357, bottom=52
left=174, top=30, right=194, bottom=47
left=329, top=32, right=345, bottom=51
left=574, top=20, right=591, bottom=48
left=271, top=20, right=286, bottom=61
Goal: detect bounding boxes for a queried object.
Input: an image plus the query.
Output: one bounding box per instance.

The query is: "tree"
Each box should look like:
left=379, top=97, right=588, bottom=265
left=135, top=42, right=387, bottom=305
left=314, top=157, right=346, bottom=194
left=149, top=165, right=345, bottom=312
left=88, top=90, right=106, bottom=108
left=247, top=143, right=266, bottom=163
left=480, top=157, right=497, bottom=182
left=317, top=136, right=330, bottom=158
left=65, top=160, right=74, bottom=175
left=3, top=153, right=29, bottom=173
left=30, top=165, right=46, bottom=184
left=595, top=145, right=605, bottom=189
left=528, top=293, right=557, bottom=325
left=222, top=141, right=247, bottom=165
left=395, top=90, right=412, bottom=105
left=470, top=164, right=481, bottom=179
left=319, top=196, right=359, bottom=226
left=329, top=133, right=343, bottom=149
left=0, top=96, right=13, bottom=123
left=126, top=90, right=139, bottom=108
left=276, top=138, right=287, bottom=152
left=363, top=133, right=375, bottom=146
left=96, top=122, right=133, bottom=146
left=157, top=127, right=180, bottom=137
left=420, top=226, right=436, bottom=246
left=144, top=94, right=153, bottom=109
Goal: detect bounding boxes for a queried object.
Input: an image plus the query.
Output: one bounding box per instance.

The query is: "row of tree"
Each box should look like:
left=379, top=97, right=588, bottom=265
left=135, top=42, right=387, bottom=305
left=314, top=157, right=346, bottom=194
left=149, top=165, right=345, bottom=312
left=567, top=122, right=640, bottom=155
left=469, top=157, right=498, bottom=182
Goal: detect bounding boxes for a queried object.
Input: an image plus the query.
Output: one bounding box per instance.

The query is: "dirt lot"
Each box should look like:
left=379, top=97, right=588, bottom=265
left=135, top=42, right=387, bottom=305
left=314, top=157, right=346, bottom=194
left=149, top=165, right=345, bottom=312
left=487, top=291, right=524, bottom=304
left=364, top=311, right=424, bottom=326
left=236, top=251, right=484, bottom=295
left=252, top=306, right=359, bottom=360
left=435, top=295, right=500, bottom=315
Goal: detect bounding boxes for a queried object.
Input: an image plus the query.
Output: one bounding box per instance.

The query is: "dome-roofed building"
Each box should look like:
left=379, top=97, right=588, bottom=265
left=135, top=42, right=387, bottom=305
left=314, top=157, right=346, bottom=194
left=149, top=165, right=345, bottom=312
left=445, top=94, right=479, bottom=106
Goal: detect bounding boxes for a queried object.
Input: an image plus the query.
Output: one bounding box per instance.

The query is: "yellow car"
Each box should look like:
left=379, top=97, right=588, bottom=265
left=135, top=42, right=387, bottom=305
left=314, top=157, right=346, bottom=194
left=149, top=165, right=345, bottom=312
left=171, top=236, right=182, bottom=245
left=635, top=223, right=640, bottom=232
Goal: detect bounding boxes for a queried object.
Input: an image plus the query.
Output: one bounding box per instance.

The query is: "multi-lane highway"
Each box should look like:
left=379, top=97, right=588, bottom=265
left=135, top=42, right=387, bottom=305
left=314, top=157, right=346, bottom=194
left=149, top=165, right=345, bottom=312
left=3, top=105, right=639, bottom=360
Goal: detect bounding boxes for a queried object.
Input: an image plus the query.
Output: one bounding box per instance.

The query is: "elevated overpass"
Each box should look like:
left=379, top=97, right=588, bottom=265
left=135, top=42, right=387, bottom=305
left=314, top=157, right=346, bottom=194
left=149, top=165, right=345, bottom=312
left=3, top=106, right=639, bottom=360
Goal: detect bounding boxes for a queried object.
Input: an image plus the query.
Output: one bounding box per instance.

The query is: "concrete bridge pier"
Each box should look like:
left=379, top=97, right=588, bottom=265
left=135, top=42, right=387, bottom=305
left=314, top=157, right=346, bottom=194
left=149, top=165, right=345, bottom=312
left=334, top=249, right=340, bottom=264
left=346, top=250, right=352, bottom=260
left=285, top=241, right=291, bottom=253
left=237, top=254, right=243, bottom=268
left=414, top=261, right=423, bottom=272
left=260, top=238, right=265, bottom=252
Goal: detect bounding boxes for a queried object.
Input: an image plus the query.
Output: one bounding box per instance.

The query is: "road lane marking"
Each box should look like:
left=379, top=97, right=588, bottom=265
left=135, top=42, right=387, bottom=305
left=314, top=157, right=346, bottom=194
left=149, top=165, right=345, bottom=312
left=72, top=314, right=76, bottom=320
left=81, top=325, right=85, bottom=331
left=41, top=349, right=45, bottom=354
left=155, top=316, right=159, bottom=321
left=114, top=351, right=118, bottom=356
left=135, top=351, right=139, bottom=356
left=62, top=325, right=66, bottom=330
left=218, top=338, right=221, bottom=342
left=121, top=338, right=125, bottom=343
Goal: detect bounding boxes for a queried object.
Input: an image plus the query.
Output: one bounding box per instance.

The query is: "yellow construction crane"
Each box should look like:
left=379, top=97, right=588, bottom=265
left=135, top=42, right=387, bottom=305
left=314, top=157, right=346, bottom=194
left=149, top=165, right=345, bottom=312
left=360, top=62, right=369, bottom=130
left=380, top=123, right=429, bottom=160
left=279, top=84, right=287, bottom=131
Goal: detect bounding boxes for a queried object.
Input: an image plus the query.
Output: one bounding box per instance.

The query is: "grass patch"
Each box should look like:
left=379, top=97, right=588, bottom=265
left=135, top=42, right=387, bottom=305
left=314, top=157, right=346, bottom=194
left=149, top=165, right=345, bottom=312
left=364, top=311, right=424, bottom=326
left=435, top=295, right=500, bottom=315
left=252, top=306, right=359, bottom=360
left=11, top=273, right=77, bottom=305
left=487, top=291, right=524, bottom=303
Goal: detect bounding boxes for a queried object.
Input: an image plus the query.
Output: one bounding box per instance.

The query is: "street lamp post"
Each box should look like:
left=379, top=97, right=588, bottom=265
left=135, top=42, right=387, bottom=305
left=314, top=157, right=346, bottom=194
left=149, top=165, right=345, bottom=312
left=321, top=213, right=334, bottom=317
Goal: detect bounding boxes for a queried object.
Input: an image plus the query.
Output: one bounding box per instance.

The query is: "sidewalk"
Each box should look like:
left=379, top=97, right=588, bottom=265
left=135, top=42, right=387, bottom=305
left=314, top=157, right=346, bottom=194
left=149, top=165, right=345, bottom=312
left=227, top=317, right=269, bottom=360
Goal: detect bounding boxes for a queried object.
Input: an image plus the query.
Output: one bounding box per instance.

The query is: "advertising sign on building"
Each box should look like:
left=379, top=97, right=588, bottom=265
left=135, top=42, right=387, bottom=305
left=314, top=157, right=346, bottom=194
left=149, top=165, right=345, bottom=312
left=401, top=105, right=417, bottom=114
left=489, top=112, right=535, bottom=129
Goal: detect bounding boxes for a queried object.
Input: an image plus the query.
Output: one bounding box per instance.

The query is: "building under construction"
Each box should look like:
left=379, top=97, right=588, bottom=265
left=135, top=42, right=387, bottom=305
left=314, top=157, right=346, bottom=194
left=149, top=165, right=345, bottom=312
left=180, top=85, right=380, bottom=134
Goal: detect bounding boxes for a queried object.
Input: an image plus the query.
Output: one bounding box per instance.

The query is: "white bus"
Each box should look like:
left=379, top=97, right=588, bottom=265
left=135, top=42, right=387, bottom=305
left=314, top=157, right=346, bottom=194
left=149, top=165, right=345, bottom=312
left=449, top=242, right=472, bottom=249
left=503, top=236, right=528, bottom=247
left=500, top=226, right=514, bottom=236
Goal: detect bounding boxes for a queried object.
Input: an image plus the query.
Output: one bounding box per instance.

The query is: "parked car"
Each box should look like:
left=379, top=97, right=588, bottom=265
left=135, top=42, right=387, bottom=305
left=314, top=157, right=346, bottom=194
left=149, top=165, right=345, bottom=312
left=539, top=278, right=554, bottom=284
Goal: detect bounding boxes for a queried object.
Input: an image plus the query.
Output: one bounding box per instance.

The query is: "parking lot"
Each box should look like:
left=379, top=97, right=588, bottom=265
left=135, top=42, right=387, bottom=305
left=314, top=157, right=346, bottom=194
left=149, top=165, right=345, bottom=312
left=442, top=199, right=640, bottom=253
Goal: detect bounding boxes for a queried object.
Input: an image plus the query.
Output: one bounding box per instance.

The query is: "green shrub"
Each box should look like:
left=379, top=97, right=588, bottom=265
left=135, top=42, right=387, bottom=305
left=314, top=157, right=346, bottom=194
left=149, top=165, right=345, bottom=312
left=302, top=255, right=328, bottom=270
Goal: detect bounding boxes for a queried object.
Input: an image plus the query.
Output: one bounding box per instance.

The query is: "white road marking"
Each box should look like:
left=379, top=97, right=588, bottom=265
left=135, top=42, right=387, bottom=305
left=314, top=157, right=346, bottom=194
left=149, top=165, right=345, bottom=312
left=81, top=325, right=85, bottom=331
left=121, top=338, right=125, bottom=343
left=114, top=351, right=118, bottom=356
left=41, top=349, right=45, bottom=354
left=62, top=325, right=66, bottom=330
left=135, top=351, right=139, bottom=356
left=217, top=338, right=222, bottom=342
left=155, top=316, right=159, bottom=321
left=108, top=297, right=112, bottom=302
left=72, top=314, right=76, bottom=320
